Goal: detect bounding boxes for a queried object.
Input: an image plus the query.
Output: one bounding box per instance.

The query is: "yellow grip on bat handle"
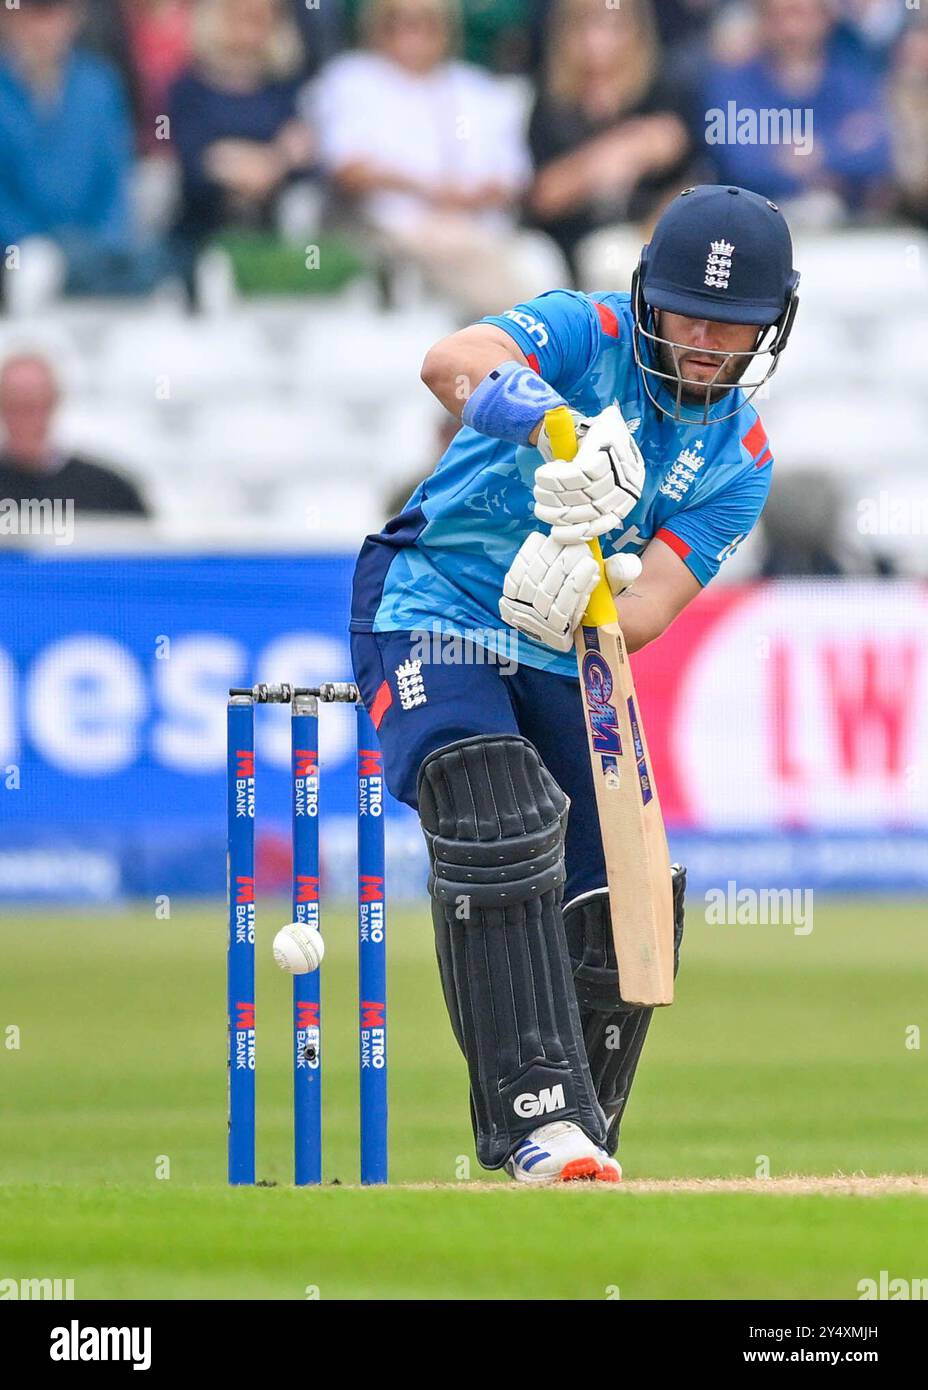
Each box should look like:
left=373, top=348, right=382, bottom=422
left=543, top=407, right=618, bottom=628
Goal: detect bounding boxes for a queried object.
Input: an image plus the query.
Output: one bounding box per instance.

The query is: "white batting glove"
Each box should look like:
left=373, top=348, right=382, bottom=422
left=499, top=532, right=600, bottom=653
left=533, top=404, right=645, bottom=545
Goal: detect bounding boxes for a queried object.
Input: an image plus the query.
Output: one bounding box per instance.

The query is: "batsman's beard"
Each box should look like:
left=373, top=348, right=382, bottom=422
left=656, top=339, right=754, bottom=407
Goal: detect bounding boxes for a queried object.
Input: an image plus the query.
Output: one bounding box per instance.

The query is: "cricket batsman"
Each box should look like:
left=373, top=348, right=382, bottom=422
left=350, top=185, right=799, bottom=1183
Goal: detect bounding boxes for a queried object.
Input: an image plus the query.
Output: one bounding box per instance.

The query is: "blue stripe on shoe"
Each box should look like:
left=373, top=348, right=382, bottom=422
left=514, top=1141, right=538, bottom=1158
left=522, top=1150, right=551, bottom=1171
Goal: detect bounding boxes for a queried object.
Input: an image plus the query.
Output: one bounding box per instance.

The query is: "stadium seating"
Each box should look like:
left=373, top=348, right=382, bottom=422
left=9, top=229, right=927, bottom=571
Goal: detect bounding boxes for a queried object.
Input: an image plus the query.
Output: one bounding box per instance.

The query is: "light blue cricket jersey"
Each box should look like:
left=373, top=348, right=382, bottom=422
left=351, top=290, right=774, bottom=676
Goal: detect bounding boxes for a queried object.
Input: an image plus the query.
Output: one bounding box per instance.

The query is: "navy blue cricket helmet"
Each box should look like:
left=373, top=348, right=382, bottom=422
left=631, top=185, right=800, bottom=424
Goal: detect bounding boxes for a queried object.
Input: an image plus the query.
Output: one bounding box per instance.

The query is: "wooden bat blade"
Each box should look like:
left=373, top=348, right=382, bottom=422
left=542, top=404, right=674, bottom=1007
left=575, top=619, right=675, bottom=1007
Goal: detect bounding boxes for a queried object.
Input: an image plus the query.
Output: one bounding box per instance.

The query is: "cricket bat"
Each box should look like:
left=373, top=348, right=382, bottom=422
left=544, top=406, right=675, bottom=1007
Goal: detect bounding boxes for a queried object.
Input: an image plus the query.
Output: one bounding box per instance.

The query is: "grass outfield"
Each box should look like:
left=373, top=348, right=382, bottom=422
left=3, top=1185, right=926, bottom=1301
left=1, top=897, right=925, bottom=1299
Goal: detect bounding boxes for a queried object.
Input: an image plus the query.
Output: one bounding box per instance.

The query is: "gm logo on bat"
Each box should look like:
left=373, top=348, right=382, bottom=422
left=581, top=650, right=623, bottom=763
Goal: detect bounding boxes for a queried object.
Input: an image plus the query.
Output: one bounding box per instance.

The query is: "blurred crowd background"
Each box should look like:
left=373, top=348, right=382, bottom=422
left=1, top=0, right=925, bottom=906
left=0, top=0, right=926, bottom=574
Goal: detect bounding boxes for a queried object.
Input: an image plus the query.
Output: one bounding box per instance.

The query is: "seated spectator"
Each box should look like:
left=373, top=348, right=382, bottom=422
left=109, top=0, right=339, bottom=96
left=0, top=355, right=148, bottom=518
left=890, top=12, right=928, bottom=227
left=0, top=0, right=170, bottom=304
left=527, top=0, right=691, bottom=287
left=168, top=0, right=316, bottom=278
left=311, top=0, right=565, bottom=315
left=529, top=0, right=722, bottom=76
left=701, top=0, right=893, bottom=224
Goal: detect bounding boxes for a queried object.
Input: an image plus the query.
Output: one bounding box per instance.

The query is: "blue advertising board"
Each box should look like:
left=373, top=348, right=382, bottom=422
left=0, top=552, right=422, bottom=902
left=1, top=554, right=923, bottom=903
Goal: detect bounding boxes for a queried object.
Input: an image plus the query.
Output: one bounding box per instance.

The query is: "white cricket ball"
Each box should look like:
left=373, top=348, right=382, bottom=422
left=272, top=923, right=325, bottom=975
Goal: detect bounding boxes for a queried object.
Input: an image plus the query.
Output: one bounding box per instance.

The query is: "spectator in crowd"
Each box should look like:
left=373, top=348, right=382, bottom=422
left=0, top=354, right=148, bottom=517
left=86, top=2, right=341, bottom=141
left=0, top=0, right=170, bottom=304
left=701, top=0, right=894, bottom=224
left=311, top=0, right=565, bottom=315
left=527, top=0, right=691, bottom=287
left=528, top=0, right=722, bottom=75
left=890, top=12, right=928, bottom=227
left=168, top=0, right=316, bottom=282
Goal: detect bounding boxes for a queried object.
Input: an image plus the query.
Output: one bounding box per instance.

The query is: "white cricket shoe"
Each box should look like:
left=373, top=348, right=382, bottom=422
left=505, top=1121, right=622, bottom=1185
left=596, top=1148, right=623, bottom=1182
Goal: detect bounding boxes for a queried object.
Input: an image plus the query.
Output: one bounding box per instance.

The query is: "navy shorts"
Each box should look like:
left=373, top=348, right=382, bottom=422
left=351, top=630, right=607, bottom=902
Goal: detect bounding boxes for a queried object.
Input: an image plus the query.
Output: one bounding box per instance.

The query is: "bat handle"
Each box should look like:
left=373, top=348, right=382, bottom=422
left=582, top=538, right=618, bottom=627
left=543, top=407, right=618, bottom=627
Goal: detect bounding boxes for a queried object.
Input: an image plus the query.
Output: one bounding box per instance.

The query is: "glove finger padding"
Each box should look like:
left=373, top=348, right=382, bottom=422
left=534, top=460, right=629, bottom=509
left=533, top=404, right=645, bottom=544
left=499, top=532, right=600, bottom=652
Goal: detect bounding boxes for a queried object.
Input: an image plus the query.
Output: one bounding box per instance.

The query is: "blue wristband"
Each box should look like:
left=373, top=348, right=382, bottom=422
left=461, top=360, right=566, bottom=446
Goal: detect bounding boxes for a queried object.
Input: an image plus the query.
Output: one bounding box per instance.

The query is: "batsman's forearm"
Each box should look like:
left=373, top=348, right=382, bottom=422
left=421, top=325, right=530, bottom=422
left=612, top=589, right=673, bottom=654
left=614, top=533, right=703, bottom=653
